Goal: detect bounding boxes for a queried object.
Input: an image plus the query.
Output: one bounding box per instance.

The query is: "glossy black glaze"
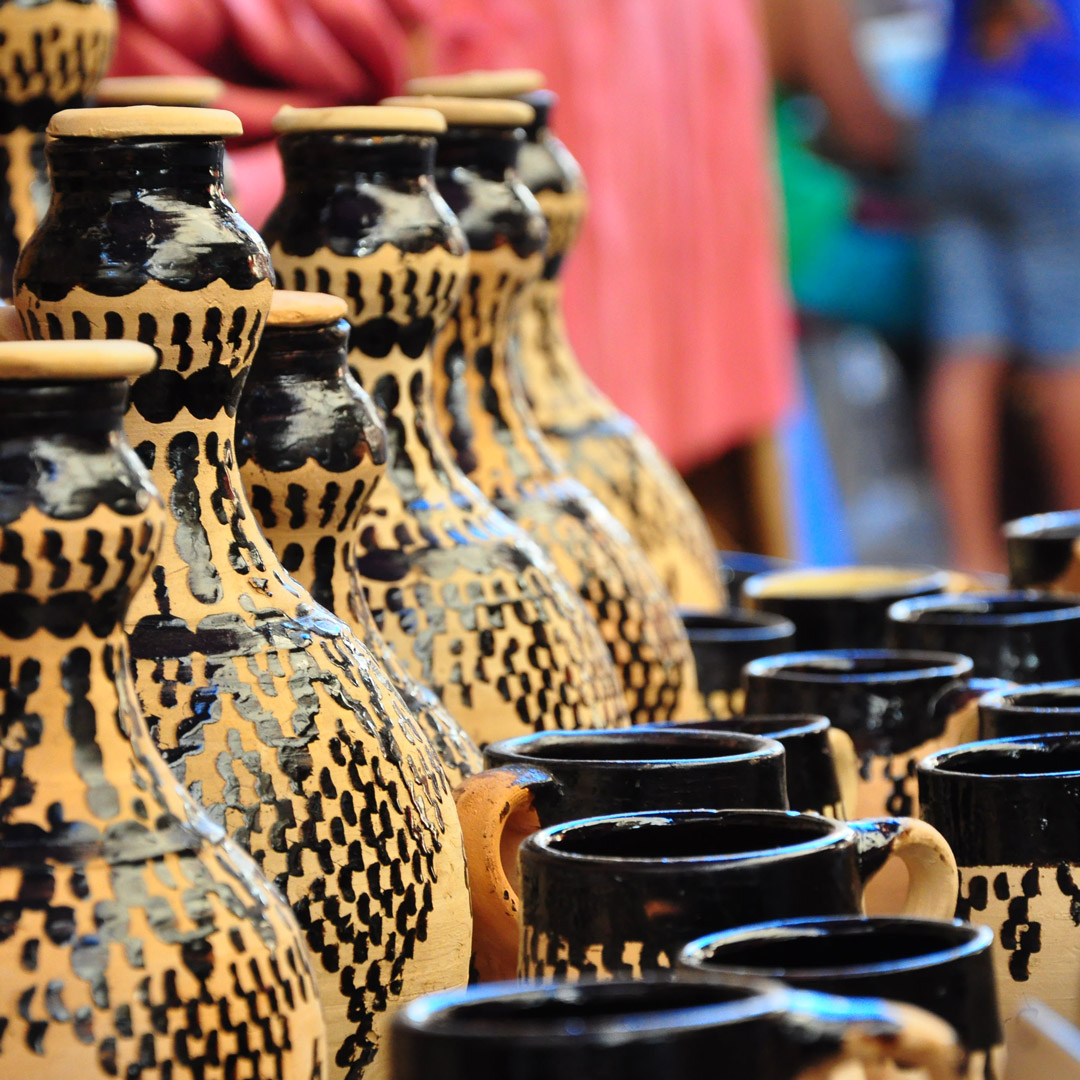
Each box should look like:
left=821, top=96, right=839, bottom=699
left=742, top=568, right=950, bottom=651
left=668, top=715, right=843, bottom=815
left=1005, top=511, right=1080, bottom=589
left=978, top=681, right=1080, bottom=739
left=482, top=728, right=789, bottom=826
left=716, top=551, right=799, bottom=606
left=679, top=608, right=796, bottom=700
left=519, top=809, right=906, bottom=978
left=918, top=735, right=1080, bottom=866
left=743, top=650, right=975, bottom=757
left=391, top=976, right=936, bottom=1080
left=887, top=591, right=1080, bottom=684
left=680, top=916, right=1001, bottom=1059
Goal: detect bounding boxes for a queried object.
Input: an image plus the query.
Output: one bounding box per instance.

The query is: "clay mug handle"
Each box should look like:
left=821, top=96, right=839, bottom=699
left=453, top=764, right=558, bottom=983
left=851, top=817, right=959, bottom=919
left=825, top=725, right=860, bottom=819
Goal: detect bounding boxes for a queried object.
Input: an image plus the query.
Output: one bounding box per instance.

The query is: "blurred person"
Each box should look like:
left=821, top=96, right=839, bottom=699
left=919, top=0, right=1080, bottom=572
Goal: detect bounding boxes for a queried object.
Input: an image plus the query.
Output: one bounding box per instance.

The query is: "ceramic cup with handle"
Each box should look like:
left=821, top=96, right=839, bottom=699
left=669, top=714, right=858, bottom=818
left=918, top=734, right=1080, bottom=1029
left=679, top=916, right=1003, bottom=1079
left=1004, top=510, right=1080, bottom=592
left=454, top=727, right=788, bottom=981
left=391, top=975, right=965, bottom=1080
left=978, top=681, right=1080, bottom=740
left=518, top=808, right=958, bottom=981
left=887, top=591, right=1080, bottom=685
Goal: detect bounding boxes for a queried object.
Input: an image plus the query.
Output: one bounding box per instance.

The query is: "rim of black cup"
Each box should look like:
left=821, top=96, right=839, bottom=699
left=485, top=728, right=785, bottom=769
left=919, top=732, right=1080, bottom=779
left=979, top=681, right=1080, bottom=714
left=743, top=649, right=974, bottom=685
left=888, top=591, right=1080, bottom=628
left=673, top=714, right=832, bottom=739
left=678, top=608, right=797, bottom=643
left=742, top=565, right=951, bottom=603
left=524, top=809, right=846, bottom=867
left=717, top=550, right=799, bottom=576
left=679, top=916, right=993, bottom=981
left=1003, top=509, right=1080, bottom=540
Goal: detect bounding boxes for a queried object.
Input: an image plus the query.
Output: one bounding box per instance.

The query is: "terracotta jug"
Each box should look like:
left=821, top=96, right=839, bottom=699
left=262, top=104, right=630, bottom=747
left=236, top=290, right=483, bottom=783
left=0, top=0, right=116, bottom=298
left=0, top=339, right=326, bottom=1079
left=402, top=70, right=726, bottom=610
left=380, top=94, right=698, bottom=726
left=13, top=106, right=471, bottom=1080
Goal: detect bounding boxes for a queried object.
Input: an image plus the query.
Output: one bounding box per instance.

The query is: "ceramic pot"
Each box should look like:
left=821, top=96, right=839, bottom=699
left=978, top=681, right=1080, bottom=739
left=671, top=714, right=858, bottom=818
left=400, top=73, right=726, bottom=610
left=886, top=591, right=1080, bottom=684
left=1004, top=510, right=1080, bottom=592
left=0, top=339, right=326, bottom=1080
left=377, top=94, right=698, bottom=727
left=742, top=565, right=950, bottom=650
left=453, top=727, right=788, bottom=981
left=391, top=975, right=965, bottom=1080
left=13, top=106, right=471, bottom=1080
left=518, top=808, right=957, bottom=981
left=0, top=0, right=116, bottom=298
left=262, top=104, right=630, bottom=746
left=236, top=290, right=482, bottom=784
left=919, top=735, right=1080, bottom=1029
left=679, top=916, right=1003, bottom=1079
left=679, top=608, right=796, bottom=718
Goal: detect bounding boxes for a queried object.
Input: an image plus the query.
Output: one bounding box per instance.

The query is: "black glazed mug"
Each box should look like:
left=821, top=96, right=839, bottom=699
left=678, top=608, right=796, bottom=718
left=453, top=727, right=787, bottom=982
left=886, top=591, right=1080, bottom=684
left=679, top=916, right=1002, bottom=1079
left=716, top=550, right=798, bottom=606
left=741, top=564, right=951, bottom=651
left=978, top=681, right=1080, bottom=740
left=668, top=714, right=857, bottom=818
left=518, top=808, right=958, bottom=981
left=918, top=735, right=1080, bottom=1029
left=391, top=975, right=964, bottom=1080
left=1004, top=510, right=1080, bottom=591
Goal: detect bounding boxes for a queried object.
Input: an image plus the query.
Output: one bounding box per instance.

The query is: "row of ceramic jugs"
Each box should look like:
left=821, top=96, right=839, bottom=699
left=6, top=50, right=1080, bottom=1080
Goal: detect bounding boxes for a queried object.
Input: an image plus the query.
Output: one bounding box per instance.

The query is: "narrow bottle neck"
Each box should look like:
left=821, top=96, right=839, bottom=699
left=435, top=126, right=522, bottom=179
left=0, top=378, right=128, bottom=439
left=278, top=132, right=436, bottom=189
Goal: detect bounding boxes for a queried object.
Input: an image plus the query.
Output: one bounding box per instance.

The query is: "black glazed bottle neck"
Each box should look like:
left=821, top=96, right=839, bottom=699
left=251, top=319, right=349, bottom=378
left=0, top=377, right=127, bottom=439
left=277, top=131, right=437, bottom=188
left=435, top=126, right=522, bottom=179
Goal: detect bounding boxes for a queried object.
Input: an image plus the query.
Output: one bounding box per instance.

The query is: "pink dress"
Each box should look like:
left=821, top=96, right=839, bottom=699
left=113, top=0, right=794, bottom=468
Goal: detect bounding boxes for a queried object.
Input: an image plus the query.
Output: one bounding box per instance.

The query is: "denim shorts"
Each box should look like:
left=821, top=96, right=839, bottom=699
left=918, top=99, right=1080, bottom=366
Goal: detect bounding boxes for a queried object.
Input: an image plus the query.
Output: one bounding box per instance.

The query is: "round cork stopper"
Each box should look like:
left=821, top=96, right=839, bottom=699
left=94, top=76, right=226, bottom=108
left=380, top=95, right=534, bottom=128
left=0, top=340, right=158, bottom=379
left=268, top=290, right=349, bottom=327
left=272, top=105, right=447, bottom=135
left=48, top=105, right=243, bottom=139
left=404, top=69, right=545, bottom=98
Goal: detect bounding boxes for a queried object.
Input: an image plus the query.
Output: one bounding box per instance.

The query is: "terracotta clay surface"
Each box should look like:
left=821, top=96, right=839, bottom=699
left=0, top=342, right=327, bottom=1079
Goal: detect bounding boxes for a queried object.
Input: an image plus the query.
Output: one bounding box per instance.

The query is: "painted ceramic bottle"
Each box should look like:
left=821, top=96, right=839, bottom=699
left=237, top=290, right=483, bottom=783
left=0, top=0, right=116, bottom=298
left=0, top=339, right=326, bottom=1080
left=403, top=70, right=725, bottom=610
left=13, top=106, right=471, bottom=1080
left=262, top=104, right=630, bottom=747
left=380, top=94, right=698, bottom=725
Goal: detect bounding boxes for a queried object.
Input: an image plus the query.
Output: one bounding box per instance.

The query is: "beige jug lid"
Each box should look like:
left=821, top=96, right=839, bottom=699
left=268, top=290, right=349, bottom=327
left=0, top=340, right=158, bottom=379
left=379, top=95, right=534, bottom=128
left=272, top=104, right=447, bottom=134
left=404, top=69, right=545, bottom=98
left=48, top=105, right=243, bottom=139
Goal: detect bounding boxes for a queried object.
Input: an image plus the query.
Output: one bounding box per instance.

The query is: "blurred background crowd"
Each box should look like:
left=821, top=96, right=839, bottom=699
left=112, top=0, right=1080, bottom=576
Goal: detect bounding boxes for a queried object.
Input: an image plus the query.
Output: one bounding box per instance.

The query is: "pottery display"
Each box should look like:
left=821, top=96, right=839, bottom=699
left=978, top=681, right=1080, bottom=739
left=1004, top=510, right=1080, bottom=591
left=236, top=289, right=482, bottom=783
left=919, top=735, right=1080, bottom=1028
left=0, top=0, right=116, bottom=298
left=378, top=93, right=698, bottom=726
left=742, top=565, right=951, bottom=650
left=401, top=70, right=726, bottom=611
left=679, top=608, right=796, bottom=718
left=262, top=104, right=631, bottom=746
left=0, top=339, right=327, bottom=1079
left=672, top=714, right=857, bottom=817
left=454, top=727, right=788, bottom=981
left=518, top=808, right=958, bottom=981
left=679, top=916, right=1003, bottom=1079
left=391, top=976, right=965, bottom=1080
left=13, top=105, right=472, bottom=1080
left=887, top=591, right=1080, bottom=684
